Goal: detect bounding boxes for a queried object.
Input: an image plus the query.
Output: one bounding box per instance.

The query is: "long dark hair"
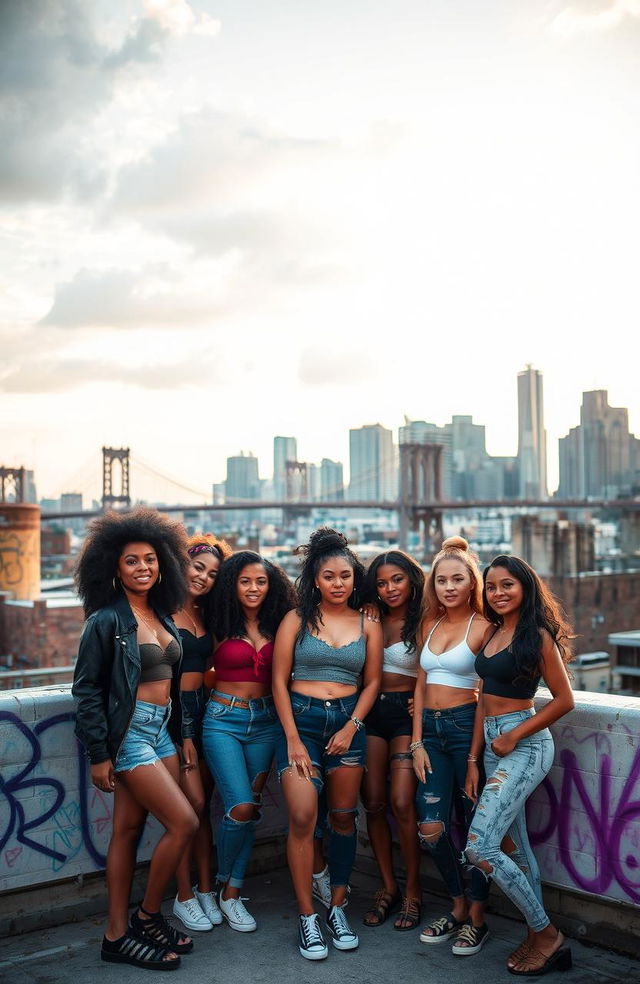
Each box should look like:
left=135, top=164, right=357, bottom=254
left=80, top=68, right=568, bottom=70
left=295, top=527, right=365, bottom=635
left=74, top=507, right=188, bottom=617
left=210, top=550, right=297, bottom=640
left=483, top=555, right=574, bottom=680
left=364, top=550, right=424, bottom=653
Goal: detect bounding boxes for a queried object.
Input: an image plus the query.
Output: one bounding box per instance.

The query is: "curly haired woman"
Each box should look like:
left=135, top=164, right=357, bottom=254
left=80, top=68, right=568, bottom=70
left=73, top=506, right=198, bottom=971
left=272, top=528, right=382, bottom=960
left=201, top=550, right=297, bottom=933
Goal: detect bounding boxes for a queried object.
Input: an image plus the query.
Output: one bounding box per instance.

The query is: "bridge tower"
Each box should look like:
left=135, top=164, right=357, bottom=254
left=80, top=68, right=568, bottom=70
left=0, top=466, right=26, bottom=503
left=398, top=443, right=444, bottom=559
left=102, top=447, right=131, bottom=511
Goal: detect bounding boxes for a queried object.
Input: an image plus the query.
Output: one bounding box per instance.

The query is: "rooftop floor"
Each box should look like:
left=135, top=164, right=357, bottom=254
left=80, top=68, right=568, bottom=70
left=0, top=865, right=634, bottom=984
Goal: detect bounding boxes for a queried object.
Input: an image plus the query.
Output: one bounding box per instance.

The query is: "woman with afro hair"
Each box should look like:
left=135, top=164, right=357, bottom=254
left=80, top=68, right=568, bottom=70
left=73, top=506, right=198, bottom=971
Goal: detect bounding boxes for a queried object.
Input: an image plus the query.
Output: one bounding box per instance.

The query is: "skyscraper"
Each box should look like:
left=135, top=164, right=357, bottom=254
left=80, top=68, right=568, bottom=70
left=320, top=458, right=344, bottom=501
left=225, top=452, right=260, bottom=500
left=517, top=365, right=548, bottom=499
left=349, top=424, right=396, bottom=500
left=558, top=390, right=638, bottom=499
left=273, top=436, right=297, bottom=500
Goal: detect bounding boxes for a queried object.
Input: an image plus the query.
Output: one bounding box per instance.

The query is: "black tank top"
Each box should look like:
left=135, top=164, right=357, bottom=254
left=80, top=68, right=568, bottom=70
left=475, top=644, right=540, bottom=700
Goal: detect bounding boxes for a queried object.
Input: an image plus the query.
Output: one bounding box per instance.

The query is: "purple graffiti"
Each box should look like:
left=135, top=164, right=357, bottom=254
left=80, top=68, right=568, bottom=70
left=529, top=745, right=640, bottom=903
left=0, top=710, right=107, bottom=870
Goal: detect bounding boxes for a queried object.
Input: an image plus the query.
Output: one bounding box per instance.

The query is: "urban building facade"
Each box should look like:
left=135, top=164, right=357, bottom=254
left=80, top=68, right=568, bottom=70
left=349, top=424, right=396, bottom=500
left=273, top=436, right=297, bottom=500
left=558, top=390, right=640, bottom=499
left=517, top=364, right=548, bottom=499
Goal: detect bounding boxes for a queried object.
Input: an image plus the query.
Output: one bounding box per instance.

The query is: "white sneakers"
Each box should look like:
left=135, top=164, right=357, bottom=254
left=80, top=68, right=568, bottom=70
left=311, top=866, right=350, bottom=909
left=218, top=893, right=257, bottom=932
left=194, top=886, right=223, bottom=926
left=311, top=866, right=332, bottom=908
left=172, top=893, right=214, bottom=932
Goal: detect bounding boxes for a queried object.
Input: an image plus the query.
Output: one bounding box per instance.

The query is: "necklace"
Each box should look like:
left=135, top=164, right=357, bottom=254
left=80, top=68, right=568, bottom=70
left=181, top=605, right=200, bottom=637
left=130, top=605, right=160, bottom=640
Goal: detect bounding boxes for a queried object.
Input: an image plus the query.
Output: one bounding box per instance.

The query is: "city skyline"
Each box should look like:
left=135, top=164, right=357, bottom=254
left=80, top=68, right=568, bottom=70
left=19, top=379, right=640, bottom=506
left=1, top=2, right=639, bottom=501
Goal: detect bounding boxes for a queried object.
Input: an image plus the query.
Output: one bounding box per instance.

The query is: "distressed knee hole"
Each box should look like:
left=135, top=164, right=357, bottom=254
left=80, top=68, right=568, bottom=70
left=418, top=821, right=444, bottom=847
left=328, top=807, right=357, bottom=836
left=229, top=802, right=255, bottom=824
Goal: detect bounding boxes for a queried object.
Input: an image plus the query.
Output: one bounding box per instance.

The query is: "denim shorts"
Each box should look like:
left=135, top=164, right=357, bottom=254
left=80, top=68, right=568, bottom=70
left=114, top=699, right=176, bottom=773
left=276, top=692, right=366, bottom=791
left=365, top=690, right=413, bottom=741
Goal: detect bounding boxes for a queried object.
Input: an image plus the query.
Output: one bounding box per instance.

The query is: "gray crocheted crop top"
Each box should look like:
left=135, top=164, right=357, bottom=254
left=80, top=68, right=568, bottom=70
left=293, top=616, right=366, bottom=687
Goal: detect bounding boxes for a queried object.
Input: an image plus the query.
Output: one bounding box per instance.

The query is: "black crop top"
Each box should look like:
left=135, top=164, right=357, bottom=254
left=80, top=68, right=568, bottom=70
left=474, top=644, right=540, bottom=700
left=178, top=628, right=213, bottom=676
left=139, top=639, right=181, bottom=684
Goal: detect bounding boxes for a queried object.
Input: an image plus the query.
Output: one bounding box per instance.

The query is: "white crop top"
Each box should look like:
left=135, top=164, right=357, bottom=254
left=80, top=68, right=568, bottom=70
left=383, top=640, right=419, bottom=679
left=419, top=613, right=479, bottom=690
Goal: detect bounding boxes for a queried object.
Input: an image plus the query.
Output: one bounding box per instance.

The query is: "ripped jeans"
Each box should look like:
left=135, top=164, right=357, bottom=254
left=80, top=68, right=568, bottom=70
left=465, top=709, right=554, bottom=931
left=416, top=703, right=489, bottom=903
left=202, top=692, right=278, bottom=888
left=276, top=692, right=365, bottom=887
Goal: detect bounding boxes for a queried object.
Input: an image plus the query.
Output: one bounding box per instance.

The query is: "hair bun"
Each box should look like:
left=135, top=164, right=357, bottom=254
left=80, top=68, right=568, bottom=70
left=299, top=527, right=349, bottom=556
left=441, top=535, right=469, bottom=553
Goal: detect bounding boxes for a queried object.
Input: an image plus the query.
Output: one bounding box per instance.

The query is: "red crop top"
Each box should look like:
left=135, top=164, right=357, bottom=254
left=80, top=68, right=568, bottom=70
left=214, top=638, right=274, bottom=686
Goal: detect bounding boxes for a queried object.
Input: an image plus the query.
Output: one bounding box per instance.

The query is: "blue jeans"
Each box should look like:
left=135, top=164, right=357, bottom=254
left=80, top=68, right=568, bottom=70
left=202, top=691, right=278, bottom=888
left=416, top=703, right=489, bottom=903
left=465, top=709, right=554, bottom=931
left=276, top=693, right=366, bottom=887
left=114, top=700, right=176, bottom=773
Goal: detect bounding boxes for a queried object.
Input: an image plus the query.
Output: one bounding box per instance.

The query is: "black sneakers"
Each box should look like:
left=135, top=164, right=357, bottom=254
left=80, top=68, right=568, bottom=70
left=326, top=905, right=359, bottom=950
left=298, top=913, right=328, bottom=960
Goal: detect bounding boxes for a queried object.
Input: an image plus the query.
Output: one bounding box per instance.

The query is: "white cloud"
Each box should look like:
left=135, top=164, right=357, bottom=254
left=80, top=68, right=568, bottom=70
left=550, top=0, right=640, bottom=35
left=143, top=0, right=221, bottom=38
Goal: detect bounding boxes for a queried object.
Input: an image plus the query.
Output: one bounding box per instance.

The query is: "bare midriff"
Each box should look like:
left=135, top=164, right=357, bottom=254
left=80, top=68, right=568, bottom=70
left=381, top=669, right=415, bottom=692
left=424, top=682, right=478, bottom=711
left=214, top=679, right=272, bottom=700
left=136, top=679, right=172, bottom=706
left=482, top=693, right=534, bottom=717
left=290, top=680, right=357, bottom=700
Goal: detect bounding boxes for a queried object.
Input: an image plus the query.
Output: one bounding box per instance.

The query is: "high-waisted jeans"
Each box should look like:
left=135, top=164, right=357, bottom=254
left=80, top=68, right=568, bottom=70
left=416, top=702, right=489, bottom=903
left=202, top=691, right=278, bottom=888
left=464, top=709, right=554, bottom=931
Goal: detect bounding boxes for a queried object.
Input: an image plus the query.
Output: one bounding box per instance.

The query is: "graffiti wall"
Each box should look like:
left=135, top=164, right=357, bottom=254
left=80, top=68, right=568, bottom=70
left=0, top=687, right=287, bottom=894
left=528, top=690, right=640, bottom=905
left=1, top=687, right=638, bottom=907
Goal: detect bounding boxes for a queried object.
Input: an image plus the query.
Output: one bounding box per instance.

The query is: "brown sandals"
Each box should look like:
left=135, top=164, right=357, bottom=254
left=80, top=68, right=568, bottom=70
left=393, top=896, right=422, bottom=932
left=362, top=888, right=402, bottom=926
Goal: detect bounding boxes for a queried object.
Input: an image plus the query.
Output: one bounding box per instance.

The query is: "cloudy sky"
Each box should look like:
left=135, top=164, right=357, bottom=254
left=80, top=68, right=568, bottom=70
left=1, top=0, right=639, bottom=502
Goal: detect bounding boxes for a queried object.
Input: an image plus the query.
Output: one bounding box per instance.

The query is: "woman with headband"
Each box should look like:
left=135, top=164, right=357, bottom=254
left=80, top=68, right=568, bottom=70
left=171, top=534, right=232, bottom=934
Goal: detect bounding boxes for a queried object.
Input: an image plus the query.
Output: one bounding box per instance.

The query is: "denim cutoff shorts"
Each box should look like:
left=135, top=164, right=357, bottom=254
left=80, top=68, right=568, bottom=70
left=276, top=692, right=366, bottom=791
left=365, top=690, right=413, bottom=741
left=114, top=699, right=176, bottom=773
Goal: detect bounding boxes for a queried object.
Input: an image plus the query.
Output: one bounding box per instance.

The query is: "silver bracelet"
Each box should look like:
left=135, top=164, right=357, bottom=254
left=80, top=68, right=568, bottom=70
left=350, top=716, right=364, bottom=732
left=409, top=740, right=423, bottom=752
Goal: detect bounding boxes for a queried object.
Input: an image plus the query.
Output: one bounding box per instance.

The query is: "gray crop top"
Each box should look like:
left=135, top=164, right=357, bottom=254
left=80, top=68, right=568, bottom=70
left=293, top=616, right=366, bottom=687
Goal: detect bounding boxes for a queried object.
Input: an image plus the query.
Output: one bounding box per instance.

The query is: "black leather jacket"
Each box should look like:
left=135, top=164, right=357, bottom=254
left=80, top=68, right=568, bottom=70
left=72, top=593, right=183, bottom=765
